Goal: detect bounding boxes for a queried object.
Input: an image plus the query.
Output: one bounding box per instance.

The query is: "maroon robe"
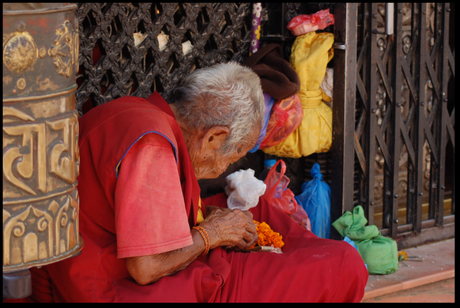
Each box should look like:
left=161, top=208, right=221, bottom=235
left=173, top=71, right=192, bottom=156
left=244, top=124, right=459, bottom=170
left=42, top=92, right=368, bottom=302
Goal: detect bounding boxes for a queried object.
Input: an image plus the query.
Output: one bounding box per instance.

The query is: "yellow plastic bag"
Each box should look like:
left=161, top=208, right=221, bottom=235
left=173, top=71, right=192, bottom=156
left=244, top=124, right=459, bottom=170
left=262, top=31, right=334, bottom=158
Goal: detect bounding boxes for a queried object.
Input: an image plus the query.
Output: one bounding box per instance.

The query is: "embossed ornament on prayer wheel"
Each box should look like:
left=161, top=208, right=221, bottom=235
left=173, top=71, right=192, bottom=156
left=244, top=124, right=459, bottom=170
left=3, top=3, right=84, bottom=274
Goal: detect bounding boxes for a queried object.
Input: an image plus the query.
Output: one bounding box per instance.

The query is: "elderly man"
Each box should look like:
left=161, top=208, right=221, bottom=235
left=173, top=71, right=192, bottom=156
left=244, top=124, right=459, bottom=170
left=43, top=62, right=368, bottom=302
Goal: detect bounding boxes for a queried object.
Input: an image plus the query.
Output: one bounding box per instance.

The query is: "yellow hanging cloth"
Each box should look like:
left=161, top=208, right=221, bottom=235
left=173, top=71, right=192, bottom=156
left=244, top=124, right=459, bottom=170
left=262, top=31, right=334, bottom=158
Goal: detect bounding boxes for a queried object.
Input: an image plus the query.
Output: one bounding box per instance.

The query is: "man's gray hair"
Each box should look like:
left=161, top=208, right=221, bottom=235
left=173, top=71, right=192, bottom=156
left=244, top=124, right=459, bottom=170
left=166, top=61, right=265, bottom=155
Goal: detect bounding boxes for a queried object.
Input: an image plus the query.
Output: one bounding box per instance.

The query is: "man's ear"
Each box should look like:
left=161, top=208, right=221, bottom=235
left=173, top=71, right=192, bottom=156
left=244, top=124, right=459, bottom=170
left=203, top=126, right=230, bottom=152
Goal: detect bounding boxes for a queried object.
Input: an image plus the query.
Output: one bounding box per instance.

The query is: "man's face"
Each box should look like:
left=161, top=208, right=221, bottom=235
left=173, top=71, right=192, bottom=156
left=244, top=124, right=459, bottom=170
left=191, top=127, right=259, bottom=180
left=194, top=145, right=251, bottom=180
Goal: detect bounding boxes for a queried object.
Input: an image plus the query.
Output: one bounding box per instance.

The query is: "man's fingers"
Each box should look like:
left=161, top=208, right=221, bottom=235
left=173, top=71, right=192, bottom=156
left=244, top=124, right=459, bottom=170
left=244, top=219, right=257, bottom=235
left=242, top=230, right=254, bottom=243
left=248, top=231, right=259, bottom=247
left=243, top=210, right=253, bottom=220
left=236, top=239, right=249, bottom=250
left=233, top=209, right=253, bottom=221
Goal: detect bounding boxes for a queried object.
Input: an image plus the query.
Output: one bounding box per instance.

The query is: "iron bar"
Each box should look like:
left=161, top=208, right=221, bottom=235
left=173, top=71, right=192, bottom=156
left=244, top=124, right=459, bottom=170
left=330, top=3, right=357, bottom=239
left=414, top=3, right=427, bottom=233
left=426, top=3, right=440, bottom=223
left=406, top=5, right=419, bottom=230
left=389, top=2, right=404, bottom=236
left=358, top=3, right=371, bottom=216
left=366, top=3, right=380, bottom=226
left=391, top=217, right=454, bottom=250
left=434, top=3, right=450, bottom=226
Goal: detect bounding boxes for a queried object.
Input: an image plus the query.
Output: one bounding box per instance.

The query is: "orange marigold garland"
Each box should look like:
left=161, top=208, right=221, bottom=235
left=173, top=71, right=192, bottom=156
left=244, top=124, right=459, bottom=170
left=398, top=251, right=408, bottom=261
left=250, top=220, right=285, bottom=250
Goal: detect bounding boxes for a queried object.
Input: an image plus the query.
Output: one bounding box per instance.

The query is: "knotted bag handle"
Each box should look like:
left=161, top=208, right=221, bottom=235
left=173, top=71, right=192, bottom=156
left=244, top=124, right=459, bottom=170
left=264, top=158, right=285, bottom=185
left=263, top=160, right=299, bottom=214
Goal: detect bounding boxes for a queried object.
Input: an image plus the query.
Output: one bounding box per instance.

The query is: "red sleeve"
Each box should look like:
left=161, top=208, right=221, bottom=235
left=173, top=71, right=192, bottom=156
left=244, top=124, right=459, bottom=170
left=114, top=133, right=193, bottom=258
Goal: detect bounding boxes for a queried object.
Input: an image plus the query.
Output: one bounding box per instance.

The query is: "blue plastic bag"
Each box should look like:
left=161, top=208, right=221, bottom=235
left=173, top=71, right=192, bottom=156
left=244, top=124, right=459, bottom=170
left=343, top=236, right=359, bottom=250
left=343, top=236, right=368, bottom=270
left=294, top=163, right=331, bottom=238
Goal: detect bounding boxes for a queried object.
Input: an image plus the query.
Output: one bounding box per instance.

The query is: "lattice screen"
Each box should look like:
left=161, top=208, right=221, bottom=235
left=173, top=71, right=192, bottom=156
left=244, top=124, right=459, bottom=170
left=75, top=3, right=253, bottom=115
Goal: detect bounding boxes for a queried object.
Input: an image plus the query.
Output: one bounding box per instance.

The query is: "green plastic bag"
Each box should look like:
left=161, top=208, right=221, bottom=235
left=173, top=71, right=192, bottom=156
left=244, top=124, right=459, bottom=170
left=332, top=205, right=399, bottom=275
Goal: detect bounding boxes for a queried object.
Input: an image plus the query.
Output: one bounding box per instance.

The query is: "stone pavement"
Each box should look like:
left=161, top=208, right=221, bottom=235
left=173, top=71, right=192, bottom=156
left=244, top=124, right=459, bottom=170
left=361, top=238, right=455, bottom=302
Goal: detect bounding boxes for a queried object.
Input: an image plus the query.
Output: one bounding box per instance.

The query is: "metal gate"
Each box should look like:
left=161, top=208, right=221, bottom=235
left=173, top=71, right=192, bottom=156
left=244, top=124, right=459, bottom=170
left=331, top=3, right=455, bottom=248
left=73, top=3, right=454, bottom=249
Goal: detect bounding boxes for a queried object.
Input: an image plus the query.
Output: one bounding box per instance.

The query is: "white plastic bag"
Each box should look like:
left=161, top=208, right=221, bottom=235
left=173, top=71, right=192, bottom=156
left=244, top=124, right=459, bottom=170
left=225, top=169, right=266, bottom=211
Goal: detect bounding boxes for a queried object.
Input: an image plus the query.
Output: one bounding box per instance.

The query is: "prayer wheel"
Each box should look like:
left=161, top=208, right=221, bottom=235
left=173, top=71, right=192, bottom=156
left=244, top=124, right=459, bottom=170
left=3, top=3, right=83, bottom=297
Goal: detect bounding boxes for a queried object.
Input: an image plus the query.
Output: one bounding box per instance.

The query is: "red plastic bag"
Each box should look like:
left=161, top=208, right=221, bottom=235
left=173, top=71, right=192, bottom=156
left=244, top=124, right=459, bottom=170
left=263, top=160, right=312, bottom=230
left=291, top=205, right=312, bottom=231
left=287, top=9, right=335, bottom=36
left=262, top=160, right=298, bottom=214
left=259, top=94, right=303, bottom=149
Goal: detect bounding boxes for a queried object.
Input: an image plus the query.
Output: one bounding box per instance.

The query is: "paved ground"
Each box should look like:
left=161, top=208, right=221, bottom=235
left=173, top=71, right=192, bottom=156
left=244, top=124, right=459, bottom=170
left=361, top=277, right=454, bottom=302
left=361, top=238, right=455, bottom=303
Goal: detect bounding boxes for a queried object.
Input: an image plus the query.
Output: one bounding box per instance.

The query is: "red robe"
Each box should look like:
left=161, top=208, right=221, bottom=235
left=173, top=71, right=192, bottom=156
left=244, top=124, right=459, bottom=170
left=42, top=92, right=367, bottom=302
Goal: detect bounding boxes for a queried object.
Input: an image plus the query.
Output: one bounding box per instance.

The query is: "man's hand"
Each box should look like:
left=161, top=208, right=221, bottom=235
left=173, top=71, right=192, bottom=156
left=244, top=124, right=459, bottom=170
left=199, top=207, right=258, bottom=250
left=126, top=206, right=258, bottom=286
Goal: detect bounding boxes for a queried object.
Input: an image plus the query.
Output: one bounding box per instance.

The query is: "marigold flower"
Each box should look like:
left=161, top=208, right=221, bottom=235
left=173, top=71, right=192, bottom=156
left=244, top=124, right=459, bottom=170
left=250, top=220, right=285, bottom=249
left=398, top=251, right=408, bottom=261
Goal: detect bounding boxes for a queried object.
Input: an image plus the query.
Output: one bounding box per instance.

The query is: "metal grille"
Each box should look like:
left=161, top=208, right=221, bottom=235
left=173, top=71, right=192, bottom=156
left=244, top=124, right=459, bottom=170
left=74, top=3, right=253, bottom=116
left=73, top=3, right=455, bottom=248
left=343, top=3, right=455, bottom=247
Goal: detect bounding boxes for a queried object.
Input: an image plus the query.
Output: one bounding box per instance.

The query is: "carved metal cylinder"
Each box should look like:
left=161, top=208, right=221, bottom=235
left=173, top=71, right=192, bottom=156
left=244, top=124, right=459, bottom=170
left=3, top=3, right=83, bottom=274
